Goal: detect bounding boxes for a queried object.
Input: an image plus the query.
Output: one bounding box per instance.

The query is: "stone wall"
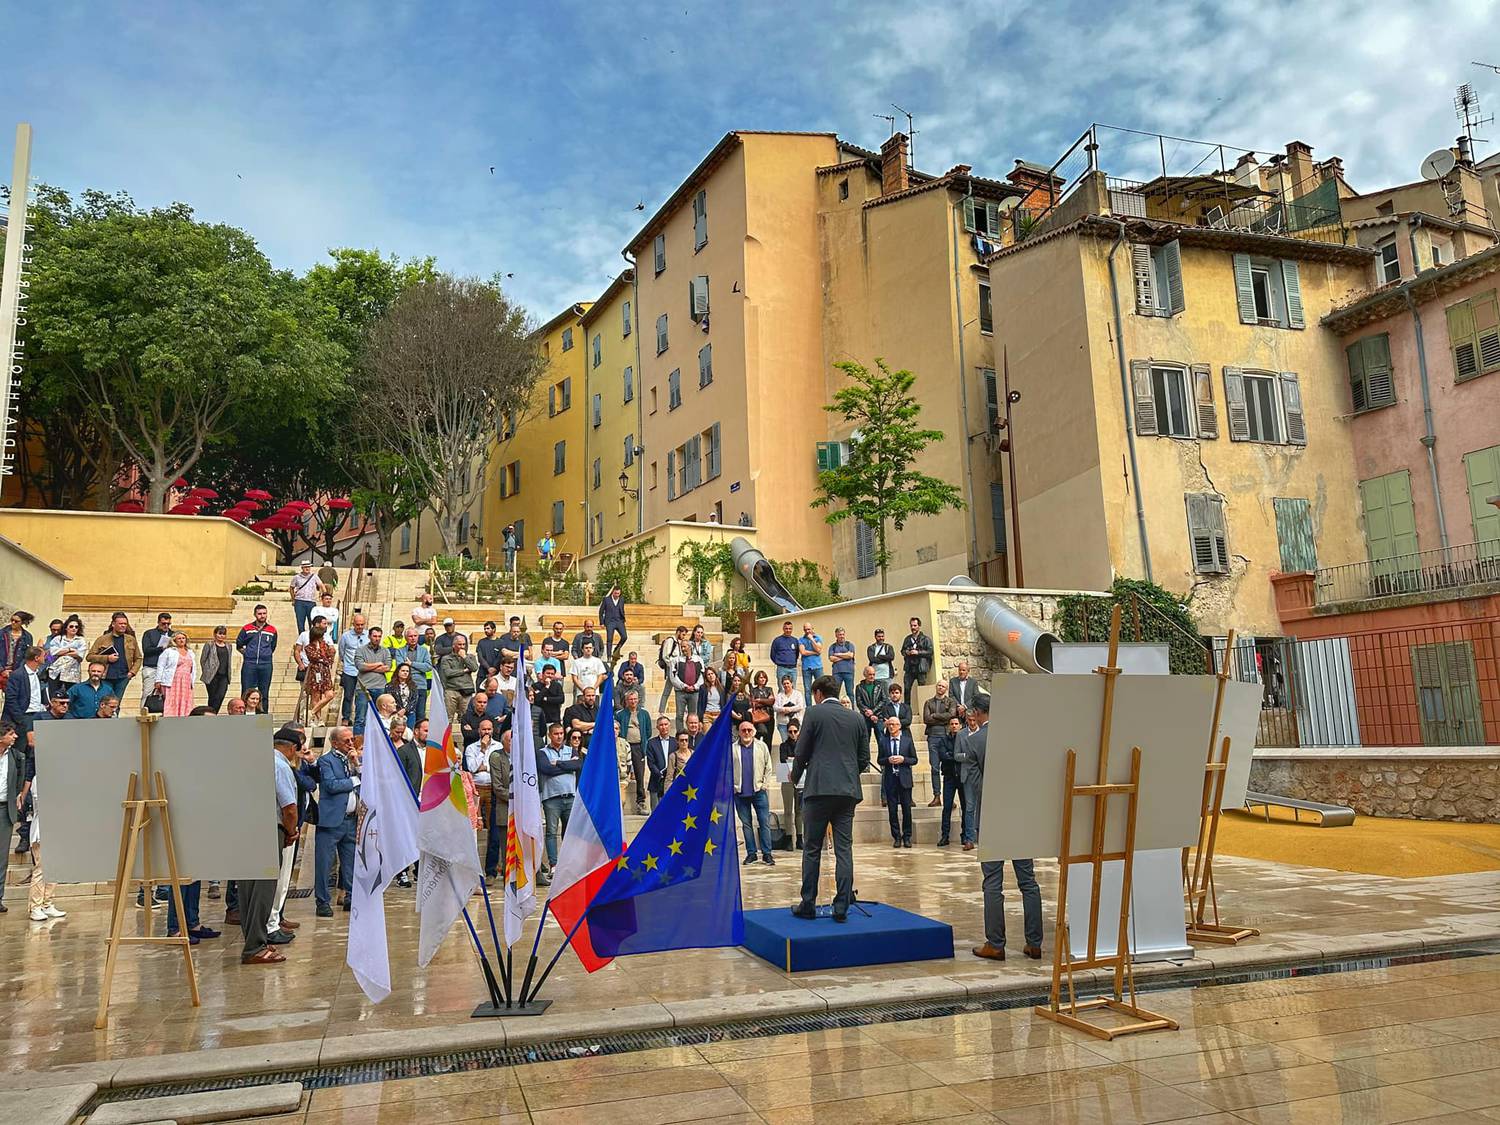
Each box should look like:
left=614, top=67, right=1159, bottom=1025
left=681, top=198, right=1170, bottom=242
left=937, top=591, right=1066, bottom=684
left=1249, top=755, right=1500, bottom=823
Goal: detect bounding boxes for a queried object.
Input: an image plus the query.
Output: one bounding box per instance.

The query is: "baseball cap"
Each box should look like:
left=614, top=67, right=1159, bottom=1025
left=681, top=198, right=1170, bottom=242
left=273, top=725, right=304, bottom=747
left=443, top=616, right=455, bottom=625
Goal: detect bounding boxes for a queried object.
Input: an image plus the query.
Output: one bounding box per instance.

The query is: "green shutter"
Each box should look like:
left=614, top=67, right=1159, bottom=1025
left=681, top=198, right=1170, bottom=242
left=1346, top=340, right=1368, bottom=412
left=1273, top=498, right=1316, bottom=571
left=1233, top=254, right=1257, bottom=323
left=1360, top=470, right=1418, bottom=583
left=1464, top=443, right=1500, bottom=559
left=1447, top=298, right=1479, bottom=380
left=1281, top=260, right=1304, bottom=328
left=1162, top=240, right=1184, bottom=314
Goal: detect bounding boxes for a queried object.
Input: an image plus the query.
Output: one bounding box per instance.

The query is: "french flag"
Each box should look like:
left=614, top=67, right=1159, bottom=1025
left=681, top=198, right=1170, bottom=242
left=547, top=674, right=624, bottom=972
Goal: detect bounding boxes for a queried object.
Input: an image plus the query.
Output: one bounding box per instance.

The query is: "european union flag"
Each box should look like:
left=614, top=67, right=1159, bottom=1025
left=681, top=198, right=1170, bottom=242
left=584, top=696, right=744, bottom=958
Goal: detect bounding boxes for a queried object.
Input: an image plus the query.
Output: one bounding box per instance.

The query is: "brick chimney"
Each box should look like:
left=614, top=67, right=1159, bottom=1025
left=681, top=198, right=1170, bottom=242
left=881, top=132, right=910, bottom=195
left=1317, top=156, right=1344, bottom=184
left=1284, top=141, right=1316, bottom=197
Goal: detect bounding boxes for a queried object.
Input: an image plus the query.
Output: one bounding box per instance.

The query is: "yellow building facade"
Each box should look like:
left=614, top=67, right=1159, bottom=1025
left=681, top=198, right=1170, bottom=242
left=581, top=273, right=642, bottom=550
left=627, top=131, right=853, bottom=570
left=479, top=302, right=591, bottom=564
left=987, top=207, right=1374, bottom=634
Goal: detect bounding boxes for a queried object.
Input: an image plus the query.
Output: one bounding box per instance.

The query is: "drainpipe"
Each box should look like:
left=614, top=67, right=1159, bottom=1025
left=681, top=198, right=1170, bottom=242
left=1405, top=216, right=1450, bottom=549
left=950, top=189, right=981, bottom=577
left=623, top=248, right=645, bottom=536
left=1104, top=219, right=1154, bottom=581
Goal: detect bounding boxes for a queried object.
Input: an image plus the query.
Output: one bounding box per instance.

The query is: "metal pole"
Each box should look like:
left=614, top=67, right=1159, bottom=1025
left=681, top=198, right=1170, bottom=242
left=1003, top=349, right=1024, bottom=587
left=0, top=124, right=34, bottom=481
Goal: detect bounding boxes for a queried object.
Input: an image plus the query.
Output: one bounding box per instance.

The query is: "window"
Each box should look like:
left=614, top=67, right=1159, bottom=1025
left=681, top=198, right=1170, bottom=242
left=498, top=460, right=520, bottom=498
left=990, top=481, right=1007, bottom=554
left=668, top=368, right=681, bottom=410
left=656, top=313, right=669, bottom=354
left=964, top=196, right=1003, bottom=237
left=591, top=392, right=602, bottom=428
left=1430, top=237, right=1451, bottom=268
left=622, top=299, right=632, bottom=336
left=1464, top=444, right=1500, bottom=549
left=624, top=434, right=635, bottom=467
left=689, top=275, right=709, bottom=321
left=1411, top=641, right=1484, bottom=746
left=693, top=189, right=707, bottom=250
left=649, top=386, right=658, bottom=414
left=978, top=281, right=993, bottom=333
left=457, top=512, right=470, bottom=546
left=710, top=500, right=723, bottom=524
left=561, top=327, right=574, bottom=351
left=1130, top=361, right=1205, bottom=439
left=1224, top=368, right=1305, bottom=445
left=649, top=461, right=658, bottom=491
left=551, top=501, right=565, bottom=535
left=592, top=457, right=601, bottom=490
left=591, top=333, right=602, bottom=368
left=547, top=377, right=572, bottom=416
left=460, top=465, right=471, bottom=495
left=622, top=365, right=634, bottom=403
left=854, top=520, right=876, bottom=579
left=666, top=450, right=677, bottom=499
left=982, top=368, right=999, bottom=428
left=400, top=522, right=411, bottom=554
left=1186, top=493, right=1230, bottom=575
left=838, top=178, right=849, bottom=201
left=1377, top=239, right=1400, bottom=284
left=592, top=513, right=604, bottom=547
left=815, top=441, right=847, bottom=471
left=1132, top=241, right=1184, bottom=316
left=704, top=422, right=721, bottom=481
left=698, top=342, right=713, bottom=388
left=653, top=233, right=665, bottom=275
left=1233, top=254, right=1304, bottom=329
left=1445, top=289, right=1500, bottom=382
left=553, top=440, right=566, bottom=475
left=1347, top=333, right=1396, bottom=412
left=498, top=411, right=516, bottom=441
left=680, top=434, right=701, bottom=492
left=1273, top=498, right=1316, bottom=572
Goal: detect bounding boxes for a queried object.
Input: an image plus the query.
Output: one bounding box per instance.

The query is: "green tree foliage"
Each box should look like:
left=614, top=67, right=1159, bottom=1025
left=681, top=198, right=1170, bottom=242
left=1056, top=577, right=1210, bottom=674
left=592, top=537, right=664, bottom=603
left=813, top=359, right=966, bottom=592
left=25, top=190, right=341, bottom=512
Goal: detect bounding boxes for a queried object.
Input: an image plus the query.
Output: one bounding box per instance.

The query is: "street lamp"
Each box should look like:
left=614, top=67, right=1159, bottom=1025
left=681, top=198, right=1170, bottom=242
left=995, top=348, right=1025, bottom=587
left=619, top=470, right=640, bottom=501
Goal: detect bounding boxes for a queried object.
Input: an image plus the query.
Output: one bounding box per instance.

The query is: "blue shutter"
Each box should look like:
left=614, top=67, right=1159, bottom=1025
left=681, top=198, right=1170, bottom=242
left=1233, top=254, right=1257, bottom=324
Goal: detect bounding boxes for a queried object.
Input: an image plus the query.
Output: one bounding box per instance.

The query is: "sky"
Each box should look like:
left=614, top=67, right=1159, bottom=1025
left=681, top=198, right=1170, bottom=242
left=10, top=0, right=1500, bottom=318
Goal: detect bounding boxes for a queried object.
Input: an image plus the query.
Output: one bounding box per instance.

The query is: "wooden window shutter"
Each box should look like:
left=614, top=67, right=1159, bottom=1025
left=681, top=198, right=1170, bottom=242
left=562, top=377, right=572, bottom=409
left=1364, top=335, right=1394, bottom=408
left=548, top=384, right=557, bottom=416
left=654, top=233, right=665, bottom=274
left=963, top=196, right=977, bottom=232
left=1233, top=254, right=1257, bottom=323
left=1280, top=371, right=1307, bottom=445
left=690, top=275, right=709, bottom=319
left=1474, top=289, right=1500, bottom=376
left=1186, top=493, right=1229, bottom=574
left=1346, top=339, right=1368, bottom=412
left=1192, top=363, right=1218, bottom=438
left=667, top=450, right=676, bottom=499
left=1132, top=245, right=1156, bottom=314
left=1224, top=366, right=1250, bottom=440
left=1162, top=240, right=1184, bottom=315
left=707, top=423, right=721, bottom=479
left=1281, top=259, right=1305, bottom=328
left=990, top=481, right=1007, bottom=553
left=1447, top=298, right=1479, bottom=380
left=1130, top=359, right=1158, bottom=435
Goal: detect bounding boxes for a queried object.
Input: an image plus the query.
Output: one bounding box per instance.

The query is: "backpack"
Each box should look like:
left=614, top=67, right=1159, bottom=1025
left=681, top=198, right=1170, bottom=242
left=657, top=637, right=678, bottom=671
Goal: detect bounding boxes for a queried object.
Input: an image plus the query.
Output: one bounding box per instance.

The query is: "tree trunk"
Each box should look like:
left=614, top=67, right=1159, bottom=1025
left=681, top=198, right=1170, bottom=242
left=145, top=470, right=169, bottom=514
left=377, top=522, right=395, bottom=567
left=878, top=519, right=889, bottom=594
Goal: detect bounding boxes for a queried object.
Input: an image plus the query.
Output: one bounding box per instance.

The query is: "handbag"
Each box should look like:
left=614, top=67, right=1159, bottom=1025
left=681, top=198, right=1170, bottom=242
left=144, top=691, right=164, bottom=715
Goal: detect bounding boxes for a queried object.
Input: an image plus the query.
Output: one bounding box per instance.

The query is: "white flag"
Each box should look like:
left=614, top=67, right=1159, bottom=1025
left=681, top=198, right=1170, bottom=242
left=504, top=652, right=544, bottom=946
left=348, top=717, right=420, bottom=1002
left=415, top=684, right=483, bottom=966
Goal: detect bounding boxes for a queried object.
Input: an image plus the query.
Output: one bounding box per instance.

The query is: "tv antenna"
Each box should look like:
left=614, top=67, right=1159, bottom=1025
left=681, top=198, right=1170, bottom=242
left=891, top=103, right=918, bottom=168
left=873, top=112, right=895, bottom=136
left=1455, top=82, right=1492, bottom=146
left=1474, top=61, right=1500, bottom=75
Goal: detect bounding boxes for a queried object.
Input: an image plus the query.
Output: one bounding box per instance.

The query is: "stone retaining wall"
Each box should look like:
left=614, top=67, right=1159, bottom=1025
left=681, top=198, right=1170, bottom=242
left=1249, top=755, right=1500, bottom=823
left=937, top=591, right=1066, bottom=683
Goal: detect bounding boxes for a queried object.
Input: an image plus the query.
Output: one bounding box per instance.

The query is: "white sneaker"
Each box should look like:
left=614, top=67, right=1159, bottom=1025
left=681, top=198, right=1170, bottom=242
left=29, top=908, right=48, bottom=922
left=42, top=904, right=66, bottom=919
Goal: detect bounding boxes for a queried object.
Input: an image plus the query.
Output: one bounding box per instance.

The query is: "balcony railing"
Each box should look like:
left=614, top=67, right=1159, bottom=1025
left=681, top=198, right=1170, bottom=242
left=1314, top=540, right=1500, bottom=607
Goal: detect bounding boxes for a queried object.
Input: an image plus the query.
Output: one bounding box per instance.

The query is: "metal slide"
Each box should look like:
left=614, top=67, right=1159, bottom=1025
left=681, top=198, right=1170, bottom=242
left=948, top=576, right=1058, bottom=674
left=731, top=537, right=802, bottom=614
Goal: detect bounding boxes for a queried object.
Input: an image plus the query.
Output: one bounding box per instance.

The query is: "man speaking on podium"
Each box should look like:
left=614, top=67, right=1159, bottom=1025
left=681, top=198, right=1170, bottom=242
left=789, top=675, right=870, bottom=922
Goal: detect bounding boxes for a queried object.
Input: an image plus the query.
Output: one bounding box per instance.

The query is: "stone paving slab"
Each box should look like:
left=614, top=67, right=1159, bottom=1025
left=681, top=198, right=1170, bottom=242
left=89, top=1081, right=302, bottom=1124
left=0, top=1081, right=96, bottom=1125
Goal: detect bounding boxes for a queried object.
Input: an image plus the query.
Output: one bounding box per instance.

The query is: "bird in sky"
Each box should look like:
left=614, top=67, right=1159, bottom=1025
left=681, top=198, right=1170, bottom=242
left=489, top=166, right=495, bottom=174
left=634, top=201, right=645, bottom=211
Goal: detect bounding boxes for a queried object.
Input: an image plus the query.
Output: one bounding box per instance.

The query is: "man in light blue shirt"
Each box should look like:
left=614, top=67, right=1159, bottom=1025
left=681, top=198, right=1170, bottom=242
left=338, top=613, right=368, bottom=725
left=535, top=722, right=581, bottom=884
left=797, top=624, right=824, bottom=699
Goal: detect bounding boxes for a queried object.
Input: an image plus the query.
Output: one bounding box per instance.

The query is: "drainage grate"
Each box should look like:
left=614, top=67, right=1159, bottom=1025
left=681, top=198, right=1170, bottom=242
left=87, top=942, right=1499, bottom=1109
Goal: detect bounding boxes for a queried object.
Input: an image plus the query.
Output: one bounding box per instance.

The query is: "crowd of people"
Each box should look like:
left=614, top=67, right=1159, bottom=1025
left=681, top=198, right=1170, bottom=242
left=2, top=575, right=1043, bottom=966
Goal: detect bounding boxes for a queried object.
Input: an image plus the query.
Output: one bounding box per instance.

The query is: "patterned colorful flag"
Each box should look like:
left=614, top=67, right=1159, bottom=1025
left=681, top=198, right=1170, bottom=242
left=504, top=651, right=544, bottom=947
left=415, top=684, right=482, bottom=966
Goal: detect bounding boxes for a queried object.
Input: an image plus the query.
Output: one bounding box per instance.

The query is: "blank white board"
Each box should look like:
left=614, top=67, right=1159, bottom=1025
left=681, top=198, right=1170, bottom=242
left=978, top=673, right=1218, bottom=861
left=1214, top=680, right=1263, bottom=810
left=35, top=715, right=283, bottom=883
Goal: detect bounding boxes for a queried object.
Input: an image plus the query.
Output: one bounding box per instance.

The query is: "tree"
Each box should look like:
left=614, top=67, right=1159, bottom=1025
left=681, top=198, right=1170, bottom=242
left=25, top=193, right=342, bottom=511
left=813, top=359, right=966, bottom=592
left=362, top=274, right=544, bottom=554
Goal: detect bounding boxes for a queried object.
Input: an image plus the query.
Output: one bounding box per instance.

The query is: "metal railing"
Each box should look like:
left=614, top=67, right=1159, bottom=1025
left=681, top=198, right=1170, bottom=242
left=1314, top=540, right=1500, bottom=607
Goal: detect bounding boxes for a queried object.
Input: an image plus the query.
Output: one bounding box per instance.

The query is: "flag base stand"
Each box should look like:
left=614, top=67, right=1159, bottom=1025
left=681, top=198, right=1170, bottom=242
left=472, top=999, right=552, bottom=1018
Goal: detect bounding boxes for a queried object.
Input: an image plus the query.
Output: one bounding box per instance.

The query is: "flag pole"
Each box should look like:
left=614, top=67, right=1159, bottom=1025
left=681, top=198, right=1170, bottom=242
left=363, top=689, right=505, bottom=1011
left=476, top=874, right=511, bottom=1003
left=521, top=895, right=596, bottom=1006
left=516, top=899, right=552, bottom=1007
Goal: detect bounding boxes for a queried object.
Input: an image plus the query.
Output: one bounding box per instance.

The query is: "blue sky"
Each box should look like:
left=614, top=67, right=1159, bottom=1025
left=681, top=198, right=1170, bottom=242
left=11, top=0, right=1499, bottom=317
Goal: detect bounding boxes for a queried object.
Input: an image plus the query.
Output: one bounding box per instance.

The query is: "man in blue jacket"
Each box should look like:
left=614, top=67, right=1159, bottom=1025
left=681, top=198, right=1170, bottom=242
left=768, top=620, right=800, bottom=690
left=314, top=726, right=360, bottom=917
left=235, top=605, right=278, bottom=714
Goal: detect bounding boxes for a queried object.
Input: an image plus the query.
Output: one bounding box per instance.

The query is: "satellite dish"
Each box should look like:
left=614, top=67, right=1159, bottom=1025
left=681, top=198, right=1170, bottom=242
left=1421, top=149, right=1457, bottom=180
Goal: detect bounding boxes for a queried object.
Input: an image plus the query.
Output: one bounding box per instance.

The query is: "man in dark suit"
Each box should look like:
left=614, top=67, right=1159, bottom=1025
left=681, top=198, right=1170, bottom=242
left=598, top=584, right=627, bottom=661
left=314, top=726, right=360, bottom=918
left=790, top=675, right=870, bottom=922
left=0, top=720, right=30, bottom=913
left=3, top=647, right=48, bottom=746
left=878, top=715, right=917, bottom=848
left=877, top=682, right=912, bottom=731
left=645, top=716, right=673, bottom=809
left=900, top=617, right=933, bottom=700
left=948, top=660, right=978, bottom=719
left=967, top=695, right=1043, bottom=962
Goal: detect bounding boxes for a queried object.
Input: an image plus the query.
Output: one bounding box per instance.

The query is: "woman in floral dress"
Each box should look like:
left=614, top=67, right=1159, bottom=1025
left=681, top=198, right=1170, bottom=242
left=303, top=621, right=337, bottom=723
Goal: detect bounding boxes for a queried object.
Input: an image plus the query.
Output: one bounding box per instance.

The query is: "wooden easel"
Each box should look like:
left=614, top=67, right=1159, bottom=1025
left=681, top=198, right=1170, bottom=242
left=1183, top=630, right=1259, bottom=945
left=96, top=715, right=200, bottom=1029
left=1034, top=607, right=1179, bottom=1041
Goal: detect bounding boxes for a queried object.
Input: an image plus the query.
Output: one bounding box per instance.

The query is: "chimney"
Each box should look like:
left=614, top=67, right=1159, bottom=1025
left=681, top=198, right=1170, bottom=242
left=1457, top=134, right=1474, bottom=166
left=880, top=132, right=910, bottom=195
left=1317, top=156, right=1344, bottom=184
left=1284, top=140, right=1316, bottom=197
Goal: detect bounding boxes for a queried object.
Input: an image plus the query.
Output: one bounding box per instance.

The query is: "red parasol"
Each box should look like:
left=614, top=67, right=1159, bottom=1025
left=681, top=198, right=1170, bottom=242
left=243, top=489, right=273, bottom=501
left=325, top=497, right=354, bottom=510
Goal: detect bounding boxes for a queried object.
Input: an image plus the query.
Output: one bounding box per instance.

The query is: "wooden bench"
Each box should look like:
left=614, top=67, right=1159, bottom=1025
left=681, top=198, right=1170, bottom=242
left=62, top=594, right=238, bottom=613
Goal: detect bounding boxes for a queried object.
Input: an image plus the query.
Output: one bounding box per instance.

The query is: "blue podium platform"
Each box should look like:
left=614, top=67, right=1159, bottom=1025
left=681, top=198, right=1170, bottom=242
left=741, top=902, right=954, bottom=973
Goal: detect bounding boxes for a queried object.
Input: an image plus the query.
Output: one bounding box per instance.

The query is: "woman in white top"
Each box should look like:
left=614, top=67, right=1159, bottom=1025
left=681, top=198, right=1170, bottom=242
left=691, top=623, right=714, bottom=669
left=46, top=615, right=89, bottom=685
left=155, top=632, right=198, bottom=718
left=700, top=666, right=724, bottom=724
left=773, top=674, right=805, bottom=745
